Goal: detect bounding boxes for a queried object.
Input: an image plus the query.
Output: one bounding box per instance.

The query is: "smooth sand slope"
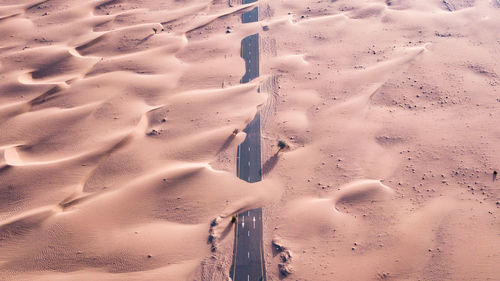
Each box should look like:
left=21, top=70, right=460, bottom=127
left=1, top=0, right=499, bottom=280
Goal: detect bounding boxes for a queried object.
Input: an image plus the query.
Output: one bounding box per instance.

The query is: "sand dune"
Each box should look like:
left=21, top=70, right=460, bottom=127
left=1, top=0, right=499, bottom=280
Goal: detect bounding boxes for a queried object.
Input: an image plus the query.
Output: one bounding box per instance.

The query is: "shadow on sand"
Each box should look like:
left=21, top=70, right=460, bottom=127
left=216, top=130, right=239, bottom=154
left=262, top=153, right=279, bottom=176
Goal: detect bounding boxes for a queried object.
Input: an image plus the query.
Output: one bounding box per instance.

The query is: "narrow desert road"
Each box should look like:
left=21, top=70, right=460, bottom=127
left=230, top=0, right=266, bottom=280
left=240, top=33, right=260, bottom=84
left=237, top=112, right=262, bottom=183
left=231, top=209, right=266, bottom=281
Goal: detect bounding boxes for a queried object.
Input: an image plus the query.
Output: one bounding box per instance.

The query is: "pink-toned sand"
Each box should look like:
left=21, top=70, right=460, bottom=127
left=1, top=0, right=499, bottom=280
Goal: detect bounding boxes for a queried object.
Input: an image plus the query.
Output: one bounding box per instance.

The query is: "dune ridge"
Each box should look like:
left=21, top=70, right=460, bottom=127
left=1, top=0, right=500, bottom=280
left=0, top=1, right=276, bottom=280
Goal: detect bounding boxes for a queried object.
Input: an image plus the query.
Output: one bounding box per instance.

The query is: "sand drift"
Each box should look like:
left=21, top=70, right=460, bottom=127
left=1, top=0, right=500, bottom=280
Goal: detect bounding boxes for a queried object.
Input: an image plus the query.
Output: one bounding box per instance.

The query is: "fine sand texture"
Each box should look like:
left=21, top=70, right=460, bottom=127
left=1, top=0, right=500, bottom=281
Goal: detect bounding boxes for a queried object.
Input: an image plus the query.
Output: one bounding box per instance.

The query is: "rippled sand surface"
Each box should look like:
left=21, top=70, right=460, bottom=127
left=1, top=0, right=499, bottom=280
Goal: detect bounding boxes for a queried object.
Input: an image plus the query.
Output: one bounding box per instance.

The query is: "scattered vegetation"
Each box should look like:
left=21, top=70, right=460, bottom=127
left=277, top=140, right=289, bottom=151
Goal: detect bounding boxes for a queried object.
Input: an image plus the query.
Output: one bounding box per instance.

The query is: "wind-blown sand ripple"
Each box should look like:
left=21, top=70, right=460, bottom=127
left=0, top=1, right=276, bottom=280
left=1, top=0, right=500, bottom=280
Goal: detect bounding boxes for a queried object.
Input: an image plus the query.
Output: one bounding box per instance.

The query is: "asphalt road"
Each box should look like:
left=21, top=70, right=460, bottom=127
left=237, top=112, right=262, bottom=183
left=230, top=2, right=266, bottom=280
left=242, top=7, right=258, bottom=23
left=240, top=33, right=260, bottom=83
left=230, top=208, right=266, bottom=281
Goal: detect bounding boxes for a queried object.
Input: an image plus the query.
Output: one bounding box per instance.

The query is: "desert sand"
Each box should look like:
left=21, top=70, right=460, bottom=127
left=1, top=0, right=499, bottom=280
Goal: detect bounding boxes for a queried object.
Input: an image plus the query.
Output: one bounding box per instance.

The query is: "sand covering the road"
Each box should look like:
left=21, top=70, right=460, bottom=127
left=0, top=0, right=499, bottom=280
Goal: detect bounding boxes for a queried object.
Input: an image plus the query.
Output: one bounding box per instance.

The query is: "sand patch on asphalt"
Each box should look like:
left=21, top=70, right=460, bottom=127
left=1, top=0, right=499, bottom=280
